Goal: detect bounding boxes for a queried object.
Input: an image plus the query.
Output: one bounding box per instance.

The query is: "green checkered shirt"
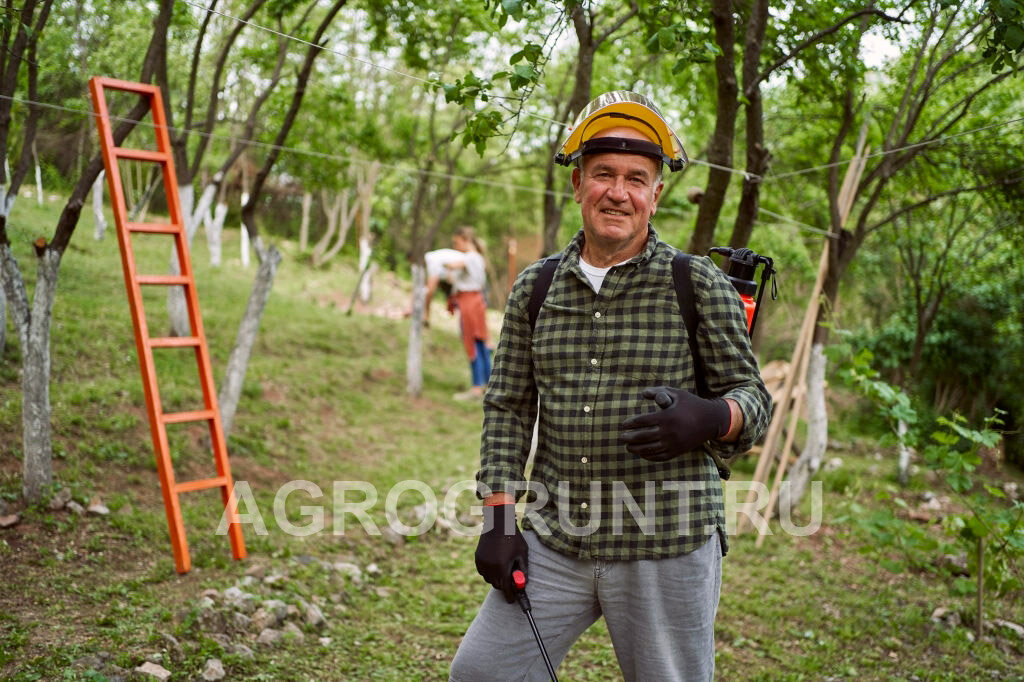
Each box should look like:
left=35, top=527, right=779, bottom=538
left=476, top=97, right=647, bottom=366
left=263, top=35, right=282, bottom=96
left=477, top=228, right=771, bottom=560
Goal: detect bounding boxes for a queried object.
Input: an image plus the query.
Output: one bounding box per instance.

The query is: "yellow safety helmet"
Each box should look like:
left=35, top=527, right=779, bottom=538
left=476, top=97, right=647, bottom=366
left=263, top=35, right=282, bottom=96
left=555, top=91, right=687, bottom=172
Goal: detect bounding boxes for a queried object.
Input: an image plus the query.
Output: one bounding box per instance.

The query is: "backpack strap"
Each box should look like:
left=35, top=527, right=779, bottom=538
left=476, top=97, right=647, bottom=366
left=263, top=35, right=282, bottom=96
left=671, top=252, right=709, bottom=399
left=527, top=253, right=562, bottom=330
left=672, top=251, right=732, bottom=480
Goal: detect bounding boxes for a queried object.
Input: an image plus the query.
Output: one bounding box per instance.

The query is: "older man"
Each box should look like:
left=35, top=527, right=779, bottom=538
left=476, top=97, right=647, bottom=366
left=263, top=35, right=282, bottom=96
left=450, top=92, right=771, bottom=681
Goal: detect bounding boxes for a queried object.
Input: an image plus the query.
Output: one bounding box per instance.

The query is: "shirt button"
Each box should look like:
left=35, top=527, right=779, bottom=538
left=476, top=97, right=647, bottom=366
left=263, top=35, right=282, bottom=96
left=590, top=358, right=598, bottom=366
left=594, top=311, right=602, bottom=318
left=581, top=457, right=588, bottom=463
left=581, top=502, right=589, bottom=509
left=583, top=405, right=591, bottom=413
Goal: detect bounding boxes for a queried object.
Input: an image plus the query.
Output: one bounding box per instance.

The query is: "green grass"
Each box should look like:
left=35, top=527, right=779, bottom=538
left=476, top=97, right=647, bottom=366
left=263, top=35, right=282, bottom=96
left=2, top=197, right=1023, bottom=680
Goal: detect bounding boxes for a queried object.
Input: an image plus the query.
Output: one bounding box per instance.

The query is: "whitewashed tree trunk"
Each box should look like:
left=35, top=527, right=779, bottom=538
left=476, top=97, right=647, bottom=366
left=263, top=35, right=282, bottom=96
left=356, top=161, right=380, bottom=303
left=92, top=171, right=107, bottom=241
left=311, top=190, right=344, bottom=267
left=207, top=201, right=227, bottom=266
left=32, top=142, right=42, bottom=206
left=780, top=342, right=829, bottom=512
left=299, top=191, right=312, bottom=252
left=1, top=245, right=61, bottom=502
left=167, top=184, right=197, bottom=337
left=0, top=283, right=5, bottom=355
left=358, top=236, right=373, bottom=303
left=897, top=419, right=912, bottom=486
left=407, top=264, right=425, bottom=396
left=218, top=244, right=282, bottom=436
left=240, top=225, right=250, bottom=268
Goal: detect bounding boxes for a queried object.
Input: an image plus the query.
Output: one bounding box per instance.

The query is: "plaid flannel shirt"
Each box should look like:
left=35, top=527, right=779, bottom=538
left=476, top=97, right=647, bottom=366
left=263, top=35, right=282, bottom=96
left=477, top=228, right=771, bottom=560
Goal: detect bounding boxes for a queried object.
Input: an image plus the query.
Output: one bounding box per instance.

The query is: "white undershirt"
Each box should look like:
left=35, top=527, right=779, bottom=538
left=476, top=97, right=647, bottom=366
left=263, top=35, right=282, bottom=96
left=579, top=256, right=632, bottom=293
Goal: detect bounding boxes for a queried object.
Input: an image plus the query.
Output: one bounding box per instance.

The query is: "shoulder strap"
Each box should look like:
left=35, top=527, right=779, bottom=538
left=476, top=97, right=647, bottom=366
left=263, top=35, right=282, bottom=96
left=673, top=251, right=733, bottom=480
left=527, top=253, right=562, bottom=330
left=671, top=251, right=709, bottom=399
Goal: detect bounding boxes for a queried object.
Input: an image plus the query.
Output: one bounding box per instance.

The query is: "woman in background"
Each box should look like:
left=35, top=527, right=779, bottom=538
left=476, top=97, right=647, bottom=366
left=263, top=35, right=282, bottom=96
left=445, top=226, right=491, bottom=401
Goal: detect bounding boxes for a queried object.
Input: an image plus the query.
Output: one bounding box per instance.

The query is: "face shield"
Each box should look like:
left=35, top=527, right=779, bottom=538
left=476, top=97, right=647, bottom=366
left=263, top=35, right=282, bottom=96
left=554, top=91, right=687, bottom=172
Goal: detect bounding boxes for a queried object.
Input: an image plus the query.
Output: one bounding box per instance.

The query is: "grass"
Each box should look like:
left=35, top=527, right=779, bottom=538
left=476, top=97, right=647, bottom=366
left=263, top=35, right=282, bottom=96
left=1, top=197, right=1023, bottom=680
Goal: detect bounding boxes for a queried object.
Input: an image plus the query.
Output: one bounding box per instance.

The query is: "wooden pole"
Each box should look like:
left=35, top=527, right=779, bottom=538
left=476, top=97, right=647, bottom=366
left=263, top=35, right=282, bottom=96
left=739, top=131, right=869, bottom=536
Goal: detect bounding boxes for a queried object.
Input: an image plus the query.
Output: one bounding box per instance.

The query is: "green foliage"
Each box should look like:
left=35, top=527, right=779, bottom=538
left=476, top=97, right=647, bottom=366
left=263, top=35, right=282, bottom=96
left=983, top=0, right=1024, bottom=72
left=834, top=345, right=1024, bottom=605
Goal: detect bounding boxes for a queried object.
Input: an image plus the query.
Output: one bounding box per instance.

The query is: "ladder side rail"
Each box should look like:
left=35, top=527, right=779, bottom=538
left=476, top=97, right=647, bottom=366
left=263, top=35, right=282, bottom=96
left=88, top=78, right=191, bottom=573
left=146, top=78, right=247, bottom=561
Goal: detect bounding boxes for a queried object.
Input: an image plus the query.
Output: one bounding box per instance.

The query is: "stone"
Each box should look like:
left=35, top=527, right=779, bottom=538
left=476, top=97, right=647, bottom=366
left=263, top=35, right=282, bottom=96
left=1004, top=482, right=1020, bottom=501
left=319, top=636, right=332, bottom=647
left=256, top=628, right=282, bottom=647
left=159, top=632, right=183, bottom=661
left=228, top=643, right=255, bottom=661
left=305, top=603, right=325, bottom=628
left=244, top=563, right=266, bottom=579
left=208, top=633, right=231, bottom=648
left=86, top=497, right=110, bottom=516
left=250, top=608, right=278, bottom=632
left=262, top=599, right=288, bottom=622
left=0, top=514, right=19, bottom=529
left=135, top=661, right=172, bottom=681
left=49, top=488, right=72, bottom=511
left=381, top=526, right=405, bottom=547
left=263, top=573, right=285, bottom=587
left=66, top=501, right=85, bottom=516
left=283, top=622, right=305, bottom=643
left=223, top=587, right=257, bottom=613
left=197, top=605, right=225, bottom=633
left=930, top=606, right=961, bottom=629
left=201, top=589, right=220, bottom=602
left=823, top=457, right=844, bottom=472
left=333, top=562, right=362, bottom=584
left=231, top=612, right=252, bottom=631
left=987, top=618, right=1024, bottom=640
left=201, top=658, right=226, bottom=681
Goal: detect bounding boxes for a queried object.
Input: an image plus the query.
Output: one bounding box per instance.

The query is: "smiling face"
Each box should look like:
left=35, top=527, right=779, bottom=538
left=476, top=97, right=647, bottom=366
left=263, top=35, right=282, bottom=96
left=571, top=127, right=663, bottom=266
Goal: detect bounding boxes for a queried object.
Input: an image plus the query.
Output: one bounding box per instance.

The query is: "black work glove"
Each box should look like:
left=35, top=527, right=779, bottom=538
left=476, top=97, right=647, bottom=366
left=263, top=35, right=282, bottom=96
left=475, top=503, right=529, bottom=603
left=620, top=386, right=731, bottom=462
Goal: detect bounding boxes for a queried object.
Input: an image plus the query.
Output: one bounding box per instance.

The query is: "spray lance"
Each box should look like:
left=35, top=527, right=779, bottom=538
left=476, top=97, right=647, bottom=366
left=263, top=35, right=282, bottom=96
left=708, top=247, right=777, bottom=337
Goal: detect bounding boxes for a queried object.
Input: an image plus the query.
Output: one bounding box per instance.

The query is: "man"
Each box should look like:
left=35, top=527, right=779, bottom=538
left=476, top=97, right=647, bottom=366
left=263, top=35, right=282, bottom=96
left=450, top=91, right=771, bottom=681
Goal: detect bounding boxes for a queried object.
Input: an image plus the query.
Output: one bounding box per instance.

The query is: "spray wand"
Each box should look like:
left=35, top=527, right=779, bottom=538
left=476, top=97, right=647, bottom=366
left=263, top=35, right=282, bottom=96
left=512, top=569, right=559, bottom=682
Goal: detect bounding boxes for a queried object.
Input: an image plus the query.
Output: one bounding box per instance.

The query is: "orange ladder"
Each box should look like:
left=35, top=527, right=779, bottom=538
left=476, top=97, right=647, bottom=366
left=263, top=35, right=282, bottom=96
left=88, top=76, right=246, bottom=574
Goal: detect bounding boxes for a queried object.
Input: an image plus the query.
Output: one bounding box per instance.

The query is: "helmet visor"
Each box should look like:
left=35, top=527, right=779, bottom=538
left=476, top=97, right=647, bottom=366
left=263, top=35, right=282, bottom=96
left=555, top=91, right=687, bottom=171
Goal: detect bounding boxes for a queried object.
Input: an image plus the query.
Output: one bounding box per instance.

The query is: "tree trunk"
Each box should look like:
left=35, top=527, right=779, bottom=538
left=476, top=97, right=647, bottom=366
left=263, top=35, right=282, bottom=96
left=358, top=238, right=373, bottom=303
left=299, top=191, right=312, bottom=252
left=897, top=418, right=912, bottom=486
left=688, top=0, right=738, bottom=255
left=32, top=141, right=42, bottom=206
left=92, top=171, right=106, bottom=241
left=1, top=246, right=60, bottom=501
left=207, top=201, right=227, bottom=266
left=218, top=245, right=282, bottom=436
left=167, top=184, right=197, bottom=337
left=407, top=263, right=425, bottom=396
left=779, top=342, right=828, bottom=514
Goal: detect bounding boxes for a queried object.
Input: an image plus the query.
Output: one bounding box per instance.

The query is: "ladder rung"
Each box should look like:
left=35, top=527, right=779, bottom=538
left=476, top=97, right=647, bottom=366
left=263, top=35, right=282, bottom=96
left=162, top=409, right=215, bottom=424
left=175, top=476, right=229, bottom=494
left=114, top=148, right=169, bottom=163
left=128, top=222, right=181, bottom=234
left=149, top=336, right=200, bottom=348
left=137, top=274, right=190, bottom=286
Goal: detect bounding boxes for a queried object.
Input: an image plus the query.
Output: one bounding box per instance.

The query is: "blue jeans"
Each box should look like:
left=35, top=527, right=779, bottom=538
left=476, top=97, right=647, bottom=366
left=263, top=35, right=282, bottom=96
left=450, top=531, right=722, bottom=681
left=470, top=340, right=492, bottom=387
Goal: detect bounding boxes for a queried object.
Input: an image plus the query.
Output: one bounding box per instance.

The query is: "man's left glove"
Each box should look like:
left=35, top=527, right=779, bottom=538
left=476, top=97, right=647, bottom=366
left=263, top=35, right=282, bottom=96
left=620, top=386, right=731, bottom=462
left=474, top=503, right=529, bottom=603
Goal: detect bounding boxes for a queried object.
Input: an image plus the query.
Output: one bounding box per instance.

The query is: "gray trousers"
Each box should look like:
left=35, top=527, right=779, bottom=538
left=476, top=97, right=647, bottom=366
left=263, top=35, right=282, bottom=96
left=450, top=530, right=722, bottom=682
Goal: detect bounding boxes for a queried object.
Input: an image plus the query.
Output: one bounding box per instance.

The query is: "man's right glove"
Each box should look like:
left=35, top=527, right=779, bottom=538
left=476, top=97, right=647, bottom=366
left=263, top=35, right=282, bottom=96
left=474, top=503, right=529, bottom=603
